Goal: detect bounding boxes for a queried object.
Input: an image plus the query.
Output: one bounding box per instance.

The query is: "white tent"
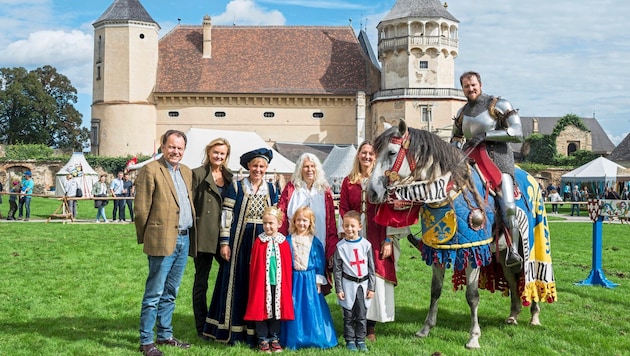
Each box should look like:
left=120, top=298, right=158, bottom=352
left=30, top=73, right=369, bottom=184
left=180, top=128, right=296, bottom=174
left=322, top=145, right=356, bottom=185
left=55, top=152, right=99, bottom=197
left=561, top=156, right=626, bottom=195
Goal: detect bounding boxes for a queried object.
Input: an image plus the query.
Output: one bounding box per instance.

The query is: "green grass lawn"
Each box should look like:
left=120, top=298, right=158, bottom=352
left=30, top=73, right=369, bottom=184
left=1, top=200, right=629, bottom=355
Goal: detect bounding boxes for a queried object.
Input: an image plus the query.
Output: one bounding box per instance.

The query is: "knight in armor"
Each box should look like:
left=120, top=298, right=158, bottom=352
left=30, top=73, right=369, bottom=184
left=450, top=71, right=524, bottom=269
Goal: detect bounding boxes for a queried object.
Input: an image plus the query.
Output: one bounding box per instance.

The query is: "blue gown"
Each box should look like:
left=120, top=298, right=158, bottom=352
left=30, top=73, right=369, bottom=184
left=281, top=234, right=338, bottom=349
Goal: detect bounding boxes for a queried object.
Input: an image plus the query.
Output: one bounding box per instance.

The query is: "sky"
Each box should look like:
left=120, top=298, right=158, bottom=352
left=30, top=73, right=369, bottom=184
left=0, top=0, right=628, bottom=146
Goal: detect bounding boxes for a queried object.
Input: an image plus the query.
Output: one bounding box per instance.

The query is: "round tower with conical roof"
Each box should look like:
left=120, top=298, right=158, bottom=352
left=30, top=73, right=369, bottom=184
left=370, top=0, right=465, bottom=139
left=91, top=0, right=160, bottom=156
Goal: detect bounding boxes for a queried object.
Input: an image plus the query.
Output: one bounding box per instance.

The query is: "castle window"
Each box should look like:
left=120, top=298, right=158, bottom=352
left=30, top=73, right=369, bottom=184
left=139, top=34, right=145, bottom=39
left=312, top=112, right=324, bottom=119
left=420, top=105, right=432, bottom=122
left=263, top=112, right=275, bottom=118
left=91, top=120, right=100, bottom=146
left=418, top=61, right=428, bottom=69
left=96, top=65, right=101, bottom=80
left=168, top=111, right=180, bottom=118
left=97, top=36, right=102, bottom=64
left=215, top=111, right=226, bottom=118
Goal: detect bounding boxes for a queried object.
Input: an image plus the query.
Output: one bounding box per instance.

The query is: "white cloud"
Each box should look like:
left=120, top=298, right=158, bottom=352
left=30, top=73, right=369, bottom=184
left=449, top=1, right=630, bottom=148
left=607, top=132, right=628, bottom=146
left=212, top=0, right=286, bottom=26
left=0, top=30, right=92, bottom=67
left=0, top=29, right=93, bottom=93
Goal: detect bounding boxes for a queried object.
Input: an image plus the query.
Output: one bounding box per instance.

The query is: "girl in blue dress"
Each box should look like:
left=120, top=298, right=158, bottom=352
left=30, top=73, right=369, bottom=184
left=281, top=206, right=338, bottom=349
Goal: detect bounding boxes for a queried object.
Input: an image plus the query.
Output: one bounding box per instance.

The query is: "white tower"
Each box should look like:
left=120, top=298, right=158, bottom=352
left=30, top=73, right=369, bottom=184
left=91, top=0, right=160, bottom=156
left=371, top=0, right=465, bottom=139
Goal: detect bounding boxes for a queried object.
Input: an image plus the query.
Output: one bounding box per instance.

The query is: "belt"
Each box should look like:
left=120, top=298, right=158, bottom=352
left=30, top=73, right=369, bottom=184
left=342, top=272, right=368, bottom=283
left=178, top=229, right=189, bottom=236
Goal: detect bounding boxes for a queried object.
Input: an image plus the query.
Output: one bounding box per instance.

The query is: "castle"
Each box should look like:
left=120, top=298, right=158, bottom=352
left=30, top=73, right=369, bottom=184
left=90, top=0, right=465, bottom=156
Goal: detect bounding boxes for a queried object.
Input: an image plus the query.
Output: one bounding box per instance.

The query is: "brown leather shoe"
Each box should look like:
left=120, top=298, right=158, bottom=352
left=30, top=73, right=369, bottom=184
left=156, top=337, right=191, bottom=349
left=139, top=343, right=163, bottom=356
left=366, top=326, right=376, bottom=341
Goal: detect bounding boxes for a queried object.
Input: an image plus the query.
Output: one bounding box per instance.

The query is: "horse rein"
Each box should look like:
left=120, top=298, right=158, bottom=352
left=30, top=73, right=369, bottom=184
left=383, top=130, right=457, bottom=206
left=384, top=131, right=416, bottom=185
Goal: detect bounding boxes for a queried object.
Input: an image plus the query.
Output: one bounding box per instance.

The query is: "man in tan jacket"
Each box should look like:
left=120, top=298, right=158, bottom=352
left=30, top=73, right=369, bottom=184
left=135, top=130, right=196, bottom=356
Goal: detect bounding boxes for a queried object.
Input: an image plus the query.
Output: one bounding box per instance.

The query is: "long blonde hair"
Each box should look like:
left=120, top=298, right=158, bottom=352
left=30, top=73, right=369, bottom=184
left=202, top=137, right=231, bottom=169
left=289, top=206, right=317, bottom=236
left=347, top=140, right=374, bottom=184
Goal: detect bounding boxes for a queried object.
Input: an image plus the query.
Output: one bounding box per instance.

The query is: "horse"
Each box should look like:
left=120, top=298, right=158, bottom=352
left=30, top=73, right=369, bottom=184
left=367, top=121, right=556, bottom=349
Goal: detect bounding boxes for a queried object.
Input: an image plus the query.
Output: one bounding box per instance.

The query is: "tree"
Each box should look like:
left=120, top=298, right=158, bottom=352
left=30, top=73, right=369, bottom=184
left=523, top=133, right=556, bottom=165
left=0, top=66, right=89, bottom=151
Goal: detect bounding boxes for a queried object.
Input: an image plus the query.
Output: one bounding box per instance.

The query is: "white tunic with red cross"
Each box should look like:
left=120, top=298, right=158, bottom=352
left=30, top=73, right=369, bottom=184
left=333, top=237, right=375, bottom=310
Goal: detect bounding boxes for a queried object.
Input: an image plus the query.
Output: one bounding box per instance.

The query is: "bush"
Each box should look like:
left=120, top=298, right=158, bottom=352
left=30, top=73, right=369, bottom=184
left=3, top=144, right=55, bottom=160
left=85, top=154, right=152, bottom=174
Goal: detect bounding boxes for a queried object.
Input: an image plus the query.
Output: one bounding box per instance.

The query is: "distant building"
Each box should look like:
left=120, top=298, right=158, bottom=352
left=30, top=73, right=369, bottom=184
left=514, top=116, right=615, bottom=160
left=608, top=133, right=630, bottom=167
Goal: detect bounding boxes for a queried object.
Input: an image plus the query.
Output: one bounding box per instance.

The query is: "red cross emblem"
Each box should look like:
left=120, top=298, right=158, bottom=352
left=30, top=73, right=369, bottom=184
left=350, top=248, right=365, bottom=276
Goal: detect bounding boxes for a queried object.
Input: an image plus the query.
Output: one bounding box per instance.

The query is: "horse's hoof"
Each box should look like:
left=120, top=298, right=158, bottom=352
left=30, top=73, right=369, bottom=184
left=530, top=316, right=541, bottom=326
left=415, top=329, right=430, bottom=338
left=465, top=340, right=481, bottom=349
left=505, top=317, right=518, bottom=325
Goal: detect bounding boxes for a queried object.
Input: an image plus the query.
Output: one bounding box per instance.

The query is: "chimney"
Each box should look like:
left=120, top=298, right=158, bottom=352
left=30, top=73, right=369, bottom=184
left=533, top=117, right=539, bottom=133
left=203, top=15, right=212, bottom=58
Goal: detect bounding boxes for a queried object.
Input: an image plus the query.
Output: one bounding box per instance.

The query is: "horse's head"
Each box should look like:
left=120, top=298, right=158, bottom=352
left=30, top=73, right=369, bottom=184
left=368, top=120, right=416, bottom=204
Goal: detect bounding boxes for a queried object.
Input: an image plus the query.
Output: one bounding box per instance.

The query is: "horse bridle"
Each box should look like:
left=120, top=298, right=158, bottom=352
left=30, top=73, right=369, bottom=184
left=384, top=130, right=416, bottom=185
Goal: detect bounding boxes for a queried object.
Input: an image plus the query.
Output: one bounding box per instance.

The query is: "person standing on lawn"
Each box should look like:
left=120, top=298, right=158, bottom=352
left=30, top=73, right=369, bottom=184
left=123, top=172, right=135, bottom=222
left=18, top=171, right=34, bottom=221
left=110, top=171, right=126, bottom=222
left=190, top=137, right=233, bottom=338
left=7, top=181, right=20, bottom=220
left=135, top=130, right=196, bottom=356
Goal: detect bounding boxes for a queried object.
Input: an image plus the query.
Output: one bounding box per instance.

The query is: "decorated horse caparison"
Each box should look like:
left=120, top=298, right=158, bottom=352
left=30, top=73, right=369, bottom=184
left=367, top=121, right=557, bottom=349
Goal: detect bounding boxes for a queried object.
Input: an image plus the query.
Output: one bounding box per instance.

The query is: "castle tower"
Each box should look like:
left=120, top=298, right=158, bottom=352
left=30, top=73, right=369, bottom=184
left=370, top=0, right=465, bottom=139
left=91, top=0, right=160, bottom=156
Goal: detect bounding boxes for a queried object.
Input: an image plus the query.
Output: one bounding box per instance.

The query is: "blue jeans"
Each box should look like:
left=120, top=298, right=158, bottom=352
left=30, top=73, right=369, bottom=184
left=571, top=203, right=580, bottom=216
left=95, top=206, right=107, bottom=222
left=18, top=196, right=32, bottom=219
left=139, top=233, right=190, bottom=345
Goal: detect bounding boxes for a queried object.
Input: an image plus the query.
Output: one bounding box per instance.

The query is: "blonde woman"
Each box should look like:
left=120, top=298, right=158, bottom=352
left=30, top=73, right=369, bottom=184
left=191, top=138, right=233, bottom=337
left=338, top=140, right=402, bottom=341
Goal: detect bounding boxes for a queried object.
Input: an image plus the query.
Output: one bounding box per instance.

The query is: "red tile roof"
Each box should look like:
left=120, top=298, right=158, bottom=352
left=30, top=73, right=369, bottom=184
left=156, top=25, right=379, bottom=95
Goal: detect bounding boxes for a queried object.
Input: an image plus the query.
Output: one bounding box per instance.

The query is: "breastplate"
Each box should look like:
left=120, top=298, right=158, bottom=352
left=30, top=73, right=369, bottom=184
left=462, top=110, right=497, bottom=139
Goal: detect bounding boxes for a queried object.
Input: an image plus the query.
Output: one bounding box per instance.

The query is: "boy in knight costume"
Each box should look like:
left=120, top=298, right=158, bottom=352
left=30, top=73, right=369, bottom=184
left=333, top=210, right=375, bottom=352
left=451, top=71, right=524, bottom=269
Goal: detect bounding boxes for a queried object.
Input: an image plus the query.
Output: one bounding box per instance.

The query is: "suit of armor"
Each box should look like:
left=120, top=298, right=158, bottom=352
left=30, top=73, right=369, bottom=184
left=452, top=93, right=524, bottom=269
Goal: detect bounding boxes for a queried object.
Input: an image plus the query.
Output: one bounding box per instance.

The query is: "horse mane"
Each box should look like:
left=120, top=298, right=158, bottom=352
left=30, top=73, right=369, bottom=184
left=374, top=126, right=484, bottom=208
